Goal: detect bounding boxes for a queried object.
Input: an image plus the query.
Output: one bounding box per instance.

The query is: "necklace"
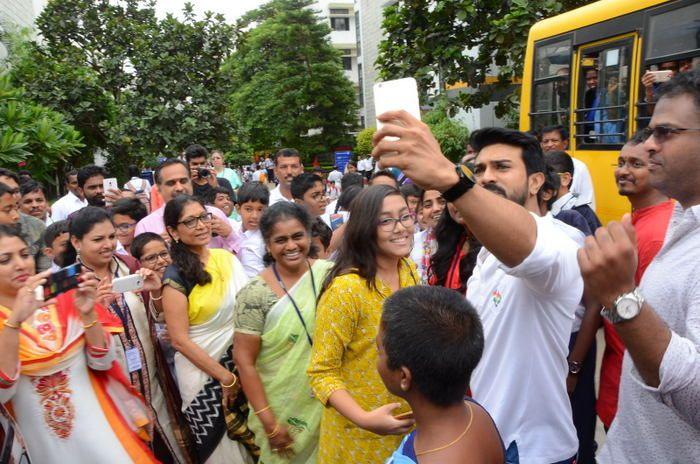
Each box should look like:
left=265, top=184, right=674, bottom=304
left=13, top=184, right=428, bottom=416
left=414, top=401, right=474, bottom=457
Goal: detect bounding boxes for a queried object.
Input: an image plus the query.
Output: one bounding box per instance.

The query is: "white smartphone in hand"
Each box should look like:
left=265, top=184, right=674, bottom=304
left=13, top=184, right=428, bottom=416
left=103, top=177, right=118, bottom=193
left=373, top=77, right=421, bottom=134
left=112, top=274, right=144, bottom=293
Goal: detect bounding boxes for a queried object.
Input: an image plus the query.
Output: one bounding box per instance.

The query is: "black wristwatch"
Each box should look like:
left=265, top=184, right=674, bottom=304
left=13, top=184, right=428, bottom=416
left=441, top=164, right=477, bottom=202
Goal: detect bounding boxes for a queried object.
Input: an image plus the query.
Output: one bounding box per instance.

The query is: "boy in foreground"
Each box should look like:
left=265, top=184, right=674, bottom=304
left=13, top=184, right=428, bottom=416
left=378, top=286, right=504, bottom=463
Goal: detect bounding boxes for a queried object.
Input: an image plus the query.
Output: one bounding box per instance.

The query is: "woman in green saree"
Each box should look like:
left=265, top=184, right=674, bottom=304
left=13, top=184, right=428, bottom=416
left=233, top=202, right=332, bottom=463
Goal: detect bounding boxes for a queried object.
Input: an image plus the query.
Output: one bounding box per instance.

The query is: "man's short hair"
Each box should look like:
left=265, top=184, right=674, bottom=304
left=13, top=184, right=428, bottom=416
left=184, top=144, right=209, bottom=163
left=20, top=180, right=47, bottom=198
left=381, top=286, right=484, bottom=407
left=274, top=148, right=301, bottom=165
left=340, top=172, right=364, bottom=191
left=291, top=173, right=323, bottom=200
left=42, top=220, right=69, bottom=247
left=657, top=69, right=700, bottom=110
left=110, top=198, right=148, bottom=222
left=155, top=158, right=189, bottom=185
left=370, top=169, right=398, bottom=187
left=470, top=127, right=546, bottom=177
left=626, top=130, right=647, bottom=147
left=64, top=169, right=78, bottom=184
left=399, top=183, right=422, bottom=199
left=237, top=181, right=270, bottom=206
left=0, top=168, right=19, bottom=184
left=541, top=125, right=569, bottom=141
left=544, top=150, right=575, bottom=178
left=0, top=182, right=17, bottom=198
left=77, top=165, right=106, bottom=189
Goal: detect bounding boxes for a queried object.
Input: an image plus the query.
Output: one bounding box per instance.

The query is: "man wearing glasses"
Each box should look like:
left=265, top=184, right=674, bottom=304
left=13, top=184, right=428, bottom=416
left=582, top=70, right=700, bottom=462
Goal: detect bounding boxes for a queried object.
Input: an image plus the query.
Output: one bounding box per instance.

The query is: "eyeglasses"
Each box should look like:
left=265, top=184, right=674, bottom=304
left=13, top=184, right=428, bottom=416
left=378, top=213, right=416, bottom=231
left=141, top=251, right=170, bottom=265
left=114, top=222, right=137, bottom=233
left=643, top=125, right=700, bottom=143
left=178, top=212, right=214, bottom=229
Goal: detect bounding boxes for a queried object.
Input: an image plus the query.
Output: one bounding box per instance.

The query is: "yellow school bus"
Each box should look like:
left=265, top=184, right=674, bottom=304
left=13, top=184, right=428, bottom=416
left=520, top=0, right=700, bottom=224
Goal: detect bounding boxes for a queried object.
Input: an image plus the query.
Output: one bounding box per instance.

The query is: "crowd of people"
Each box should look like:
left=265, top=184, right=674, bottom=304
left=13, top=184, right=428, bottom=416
left=0, top=69, right=698, bottom=464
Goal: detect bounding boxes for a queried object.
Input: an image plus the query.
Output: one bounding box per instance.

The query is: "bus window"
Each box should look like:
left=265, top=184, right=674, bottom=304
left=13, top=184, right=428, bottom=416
left=637, top=3, right=700, bottom=127
left=575, top=40, right=633, bottom=147
left=530, top=37, right=572, bottom=132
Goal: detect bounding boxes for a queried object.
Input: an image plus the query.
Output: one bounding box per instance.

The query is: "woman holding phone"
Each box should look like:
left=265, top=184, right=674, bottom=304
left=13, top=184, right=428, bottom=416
left=233, top=203, right=333, bottom=463
left=308, top=185, right=419, bottom=463
left=0, top=224, right=159, bottom=463
left=162, top=195, right=256, bottom=463
left=59, top=206, right=185, bottom=463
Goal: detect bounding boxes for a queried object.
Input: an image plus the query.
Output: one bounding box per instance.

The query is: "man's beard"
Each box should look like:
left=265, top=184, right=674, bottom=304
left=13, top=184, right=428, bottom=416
left=482, top=183, right=528, bottom=206
left=87, top=195, right=105, bottom=207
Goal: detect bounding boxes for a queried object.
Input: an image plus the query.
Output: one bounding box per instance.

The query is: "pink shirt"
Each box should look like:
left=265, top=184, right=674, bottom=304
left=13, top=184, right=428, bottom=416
left=135, top=204, right=241, bottom=254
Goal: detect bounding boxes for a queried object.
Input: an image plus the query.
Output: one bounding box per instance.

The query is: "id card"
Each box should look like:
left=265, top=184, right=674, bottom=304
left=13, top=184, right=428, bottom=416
left=125, top=347, right=143, bottom=373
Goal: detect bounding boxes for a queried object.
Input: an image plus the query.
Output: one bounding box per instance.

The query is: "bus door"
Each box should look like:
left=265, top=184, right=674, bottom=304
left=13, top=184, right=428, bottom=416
left=571, top=33, right=641, bottom=223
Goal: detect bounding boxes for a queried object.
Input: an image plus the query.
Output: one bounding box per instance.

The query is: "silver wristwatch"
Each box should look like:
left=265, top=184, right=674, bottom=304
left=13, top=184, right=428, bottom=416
left=601, top=288, right=644, bottom=324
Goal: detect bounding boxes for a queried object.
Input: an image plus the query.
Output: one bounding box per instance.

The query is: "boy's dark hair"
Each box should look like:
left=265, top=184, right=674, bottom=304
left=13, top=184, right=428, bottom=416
left=41, top=220, right=69, bottom=248
left=544, top=150, right=575, bottom=180
left=184, top=144, right=209, bottom=163
left=130, top=232, right=166, bottom=261
left=340, top=172, right=364, bottom=191
left=110, top=198, right=148, bottom=222
left=370, top=169, right=398, bottom=187
left=336, top=184, right=362, bottom=212
left=381, top=286, right=484, bottom=407
left=540, top=165, right=562, bottom=211
left=291, top=173, right=323, bottom=200
left=541, top=125, right=569, bottom=142
left=237, top=181, right=270, bottom=206
left=155, top=158, right=189, bottom=185
left=77, top=165, right=106, bottom=189
left=274, top=148, right=301, bottom=165
left=19, top=180, right=47, bottom=198
left=399, top=183, right=422, bottom=200
left=207, top=186, right=236, bottom=205
left=127, top=164, right=140, bottom=179
left=656, top=69, right=700, bottom=110
left=311, top=217, right=332, bottom=250
left=470, top=127, right=546, bottom=177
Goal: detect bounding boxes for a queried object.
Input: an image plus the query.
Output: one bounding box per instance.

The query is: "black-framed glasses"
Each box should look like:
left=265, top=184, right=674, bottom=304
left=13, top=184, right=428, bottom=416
left=378, top=213, right=415, bottom=231
left=643, top=125, right=700, bottom=143
left=141, top=251, right=170, bottom=265
left=178, top=212, right=213, bottom=229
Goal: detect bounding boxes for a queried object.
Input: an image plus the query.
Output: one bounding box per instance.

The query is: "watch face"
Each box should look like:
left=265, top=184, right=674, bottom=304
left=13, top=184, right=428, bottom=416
left=616, top=297, right=640, bottom=319
left=458, top=163, right=476, bottom=183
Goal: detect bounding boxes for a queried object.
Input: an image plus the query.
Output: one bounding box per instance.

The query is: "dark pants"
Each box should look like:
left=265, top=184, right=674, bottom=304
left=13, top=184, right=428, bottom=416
left=266, top=168, right=275, bottom=183
left=505, top=441, right=577, bottom=464
left=568, top=331, right=597, bottom=464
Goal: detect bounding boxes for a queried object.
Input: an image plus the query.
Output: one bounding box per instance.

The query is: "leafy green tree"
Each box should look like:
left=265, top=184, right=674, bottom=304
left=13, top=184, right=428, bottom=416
left=354, top=127, right=376, bottom=156
left=226, top=0, right=358, bottom=161
left=377, top=0, right=588, bottom=118
left=423, top=102, right=470, bottom=162
left=0, top=74, right=84, bottom=186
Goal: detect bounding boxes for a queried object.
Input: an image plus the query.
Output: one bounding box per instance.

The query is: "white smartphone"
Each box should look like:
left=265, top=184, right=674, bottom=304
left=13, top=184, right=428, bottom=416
left=649, top=70, right=673, bottom=83
left=374, top=78, right=421, bottom=132
left=103, top=177, right=119, bottom=193
left=112, top=274, right=144, bottom=293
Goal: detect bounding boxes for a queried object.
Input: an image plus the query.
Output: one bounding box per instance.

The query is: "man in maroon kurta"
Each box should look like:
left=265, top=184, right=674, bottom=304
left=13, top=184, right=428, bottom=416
left=597, top=133, right=674, bottom=429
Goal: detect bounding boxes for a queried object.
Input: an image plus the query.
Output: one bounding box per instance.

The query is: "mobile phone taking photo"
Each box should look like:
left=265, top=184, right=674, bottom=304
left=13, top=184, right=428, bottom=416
left=42, top=263, right=83, bottom=300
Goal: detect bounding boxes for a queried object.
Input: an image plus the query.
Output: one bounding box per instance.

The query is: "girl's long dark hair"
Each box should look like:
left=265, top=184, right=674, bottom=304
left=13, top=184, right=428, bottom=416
left=164, top=195, right=211, bottom=286
left=428, top=209, right=481, bottom=294
left=319, top=185, right=404, bottom=298
left=58, top=206, right=112, bottom=267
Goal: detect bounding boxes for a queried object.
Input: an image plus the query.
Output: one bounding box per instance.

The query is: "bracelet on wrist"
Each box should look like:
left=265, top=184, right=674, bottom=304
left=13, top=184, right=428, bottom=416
left=82, top=319, right=99, bottom=330
left=266, top=424, right=280, bottom=438
left=3, top=320, right=21, bottom=330
left=254, top=405, right=271, bottom=416
left=221, top=375, right=237, bottom=389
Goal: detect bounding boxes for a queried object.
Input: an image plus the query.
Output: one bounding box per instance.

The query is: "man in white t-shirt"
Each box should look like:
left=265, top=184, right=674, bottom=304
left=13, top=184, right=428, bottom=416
left=374, top=117, right=581, bottom=464
left=51, top=170, right=88, bottom=221
left=269, top=148, right=303, bottom=205
left=327, top=165, right=343, bottom=186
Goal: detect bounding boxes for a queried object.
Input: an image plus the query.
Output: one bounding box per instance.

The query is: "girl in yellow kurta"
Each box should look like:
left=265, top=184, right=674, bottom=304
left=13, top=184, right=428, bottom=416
left=308, top=185, right=419, bottom=463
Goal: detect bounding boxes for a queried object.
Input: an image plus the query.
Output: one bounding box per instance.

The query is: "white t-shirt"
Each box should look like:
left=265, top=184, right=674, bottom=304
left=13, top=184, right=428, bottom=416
left=239, top=229, right=265, bottom=278
left=269, top=185, right=293, bottom=206
left=466, top=213, right=582, bottom=463
left=327, top=169, right=342, bottom=185
left=571, top=158, right=596, bottom=211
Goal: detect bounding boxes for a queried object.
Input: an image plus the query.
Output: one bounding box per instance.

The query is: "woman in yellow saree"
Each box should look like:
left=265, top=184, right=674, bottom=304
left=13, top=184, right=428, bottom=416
left=234, top=202, right=332, bottom=463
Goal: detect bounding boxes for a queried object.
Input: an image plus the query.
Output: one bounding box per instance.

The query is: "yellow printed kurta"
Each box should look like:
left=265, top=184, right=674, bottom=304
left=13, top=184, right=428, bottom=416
left=307, top=259, right=418, bottom=463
